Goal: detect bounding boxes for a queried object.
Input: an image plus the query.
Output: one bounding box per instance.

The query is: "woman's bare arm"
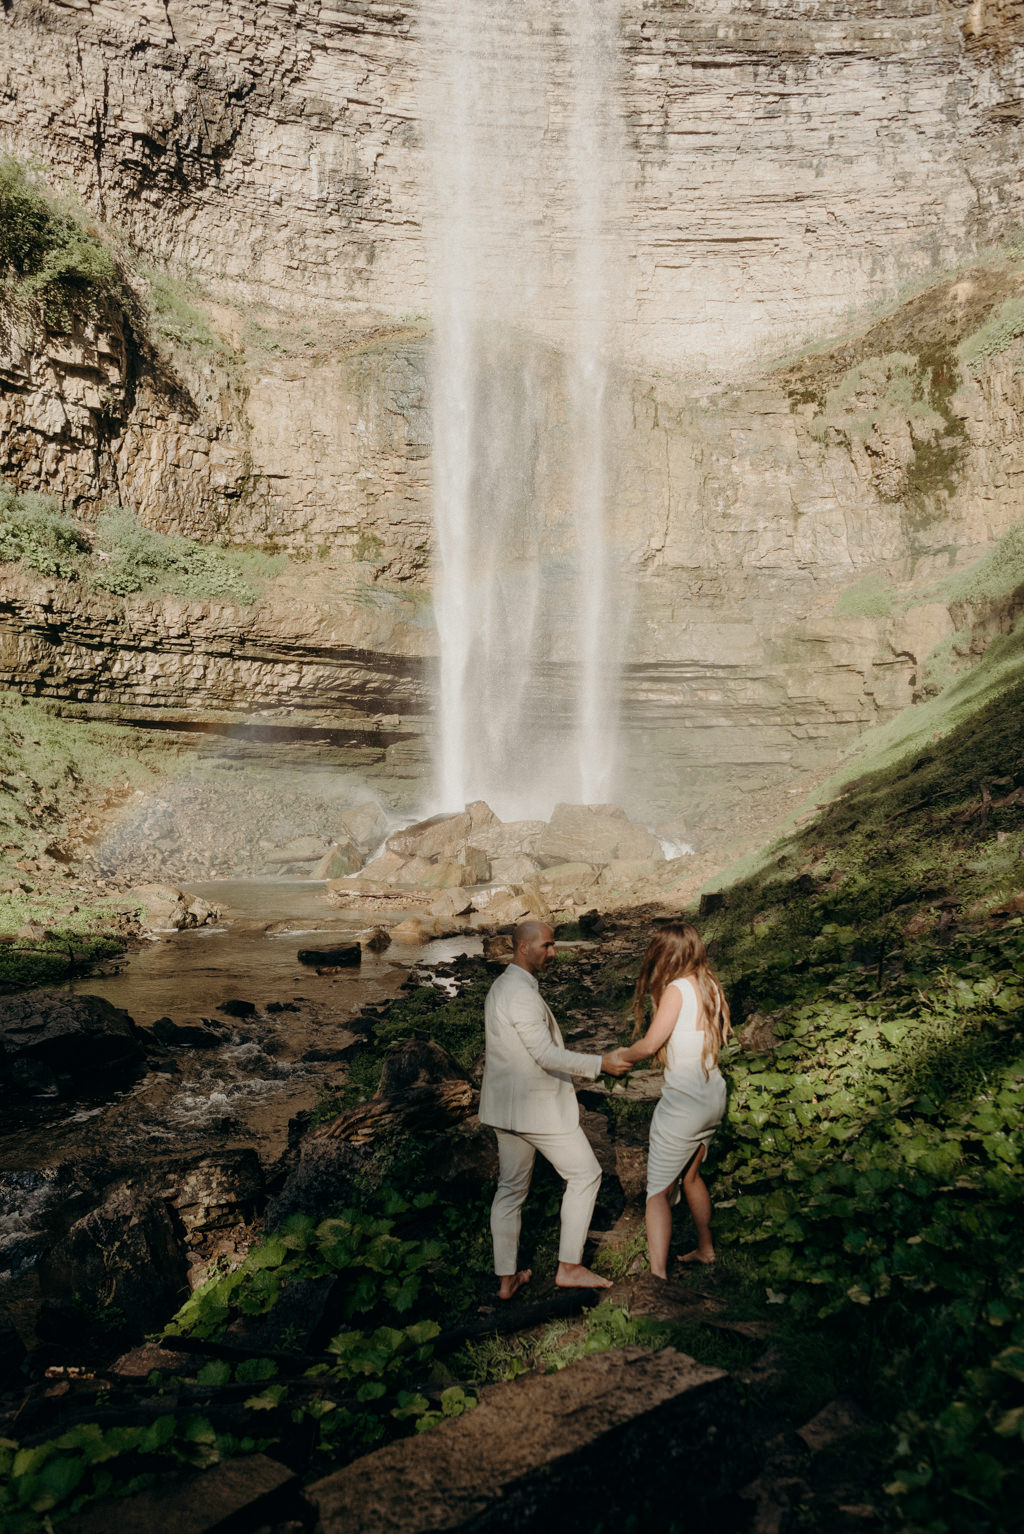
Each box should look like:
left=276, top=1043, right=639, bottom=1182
left=622, top=985, right=683, bottom=1063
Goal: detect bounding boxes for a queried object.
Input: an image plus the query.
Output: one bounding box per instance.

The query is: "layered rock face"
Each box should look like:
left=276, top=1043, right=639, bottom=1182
left=1, top=0, right=1023, bottom=843
left=1, top=0, right=1021, bottom=374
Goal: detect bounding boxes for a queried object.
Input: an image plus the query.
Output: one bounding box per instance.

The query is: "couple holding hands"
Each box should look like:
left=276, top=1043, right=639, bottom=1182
left=479, top=918, right=731, bottom=1296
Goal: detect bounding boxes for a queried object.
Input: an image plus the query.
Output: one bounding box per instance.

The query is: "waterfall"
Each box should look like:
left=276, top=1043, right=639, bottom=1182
left=419, top=0, right=627, bottom=821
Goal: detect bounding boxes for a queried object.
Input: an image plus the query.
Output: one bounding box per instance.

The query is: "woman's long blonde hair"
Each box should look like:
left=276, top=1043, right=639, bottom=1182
left=631, top=921, right=731, bottom=1078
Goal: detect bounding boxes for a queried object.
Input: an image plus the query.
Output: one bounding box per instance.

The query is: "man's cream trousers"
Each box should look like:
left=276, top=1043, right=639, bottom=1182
left=491, top=1126, right=602, bottom=1274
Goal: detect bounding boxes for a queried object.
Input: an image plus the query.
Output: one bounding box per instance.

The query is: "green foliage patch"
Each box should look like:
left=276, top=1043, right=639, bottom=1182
left=834, top=573, right=895, bottom=620
left=90, top=506, right=284, bottom=604
left=0, top=488, right=285, bottom=606
left=0, top=485, right=88, bottom=579
left=0, top=156, right=120, bottom=330
left=958, top=296, right=1024, bottom=371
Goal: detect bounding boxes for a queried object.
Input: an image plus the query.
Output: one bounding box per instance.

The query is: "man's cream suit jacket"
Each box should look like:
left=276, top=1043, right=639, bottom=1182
left=478, top=962, right=603, bottom=1134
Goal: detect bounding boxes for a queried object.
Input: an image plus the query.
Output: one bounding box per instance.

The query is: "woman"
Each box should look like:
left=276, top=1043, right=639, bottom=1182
left=620, top=921, right=731, bottom=1276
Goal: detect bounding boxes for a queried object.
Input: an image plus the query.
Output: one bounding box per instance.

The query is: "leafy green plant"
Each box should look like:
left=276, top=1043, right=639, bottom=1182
left=90, top=506, right=284, bottom=604
left=0, top=484, right=88, bottom=579
left=0, top=1414, right=268, bottom=1532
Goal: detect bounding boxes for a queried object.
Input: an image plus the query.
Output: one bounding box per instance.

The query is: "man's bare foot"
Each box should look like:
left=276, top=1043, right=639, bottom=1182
left=497, top=1269, right=532, bottom=1300
left=676, top=1248, right=715, bottom=1265
left=555, top=1261, right=613, bottom=1289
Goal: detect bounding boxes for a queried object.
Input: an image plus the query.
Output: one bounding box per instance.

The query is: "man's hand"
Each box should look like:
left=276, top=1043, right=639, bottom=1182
left=600, top=1047, right=633, bottom=1077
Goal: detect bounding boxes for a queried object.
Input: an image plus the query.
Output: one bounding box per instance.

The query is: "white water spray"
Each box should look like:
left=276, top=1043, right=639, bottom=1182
left=419, top=0, right=627, bottom=819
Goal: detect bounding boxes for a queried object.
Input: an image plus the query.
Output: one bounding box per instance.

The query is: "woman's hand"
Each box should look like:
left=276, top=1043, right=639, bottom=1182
left=600, top=1047, right=633, bottom=1077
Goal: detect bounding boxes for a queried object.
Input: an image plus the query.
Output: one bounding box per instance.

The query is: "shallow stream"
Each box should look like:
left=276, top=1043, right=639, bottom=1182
left=0, top=881, right=480, bottom=1278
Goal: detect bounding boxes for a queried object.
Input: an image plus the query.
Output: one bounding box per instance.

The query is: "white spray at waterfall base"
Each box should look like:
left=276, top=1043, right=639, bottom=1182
left=419, top=0, right=630, bottom=821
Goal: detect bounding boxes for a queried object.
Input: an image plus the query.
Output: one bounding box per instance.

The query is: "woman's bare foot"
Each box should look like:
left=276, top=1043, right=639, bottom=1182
left=555, top=1261, right=613, bottom=1289
left=497, top=1269, right=532, bottom=1300
left=676, top=1248, right=716, bottom=1265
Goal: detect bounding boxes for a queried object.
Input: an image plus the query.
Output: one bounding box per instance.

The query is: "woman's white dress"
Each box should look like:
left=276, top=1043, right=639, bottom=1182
left=646, top=976, right=727, bottom=1199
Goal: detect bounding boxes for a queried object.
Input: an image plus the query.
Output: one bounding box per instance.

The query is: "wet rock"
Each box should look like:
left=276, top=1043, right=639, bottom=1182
left=217, top=998, right=257, bottom=1018
left=151, top=1016, right=226, bottom=1049
left=339, top=800, right=390, bottom=854
left=0, top=990, right=143, bottom=1098
left=362, top=926, right=392, bottom=952
left=312, top=838, right=364, bottom=879
left=109, top=1340, right=195, bottom=1379
left=37, top=1179, right=189, bottom=1343
left=307, top=1346, right=749, bottom=1533
left=155, top=1150, right=264, bottom=1236
left=265, top=1138, right=368, bottom=1227
left=482, top=933, right=513, bottom=961
left=297, top=943, right=361, bottom=967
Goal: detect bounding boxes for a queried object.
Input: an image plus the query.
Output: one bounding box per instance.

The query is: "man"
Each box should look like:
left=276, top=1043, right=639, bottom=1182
left=479, top=919, right=632, bottom=1298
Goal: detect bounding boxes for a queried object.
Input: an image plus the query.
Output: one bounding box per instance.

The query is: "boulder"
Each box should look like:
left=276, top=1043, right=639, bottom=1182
left=391, top=916, right=441, bottom=943
left=312, top=838, right=365, bottom=880
left=339, top=800, right=391, bottom=853
left=534, top=862, right=602, bottom=901
left=386, top=811, right=475, bottom=861
left=37, top=1179, right=189, bottom=1341
left=0, top=991, right=143, bottom=1096
left=151, top=1016, right=225, bottom=1049
left=345, top=848, right=408, bottom=884
left=534, top=804, right=664, bottom=867
left=462, top=845, right=492, bottom=883
left=491, top=853, right=542, bottom=883
left=265, top=1138, right=367, bottom=1227
left=483, top=933, right=514, bottom=961
left=597, top=858, right=660, bottom=889
left=469, top=819, right=546, bottom=858
left=428, top=890, right=476, bottom=923
left=263, top=835, right=329, bottom=866
left=67, top=1455, right=296, bottom=1534
left=469, top=886, right=551, bottom=928
left=362, top=926, right=392, bottom=952
left=125, top=883, right=219, bottom=931
left=297, top=943, right=361, bottom=967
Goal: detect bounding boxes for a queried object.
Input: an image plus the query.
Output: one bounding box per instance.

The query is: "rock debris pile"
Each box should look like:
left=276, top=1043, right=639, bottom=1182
left=325, top=800, right=693, bottom=933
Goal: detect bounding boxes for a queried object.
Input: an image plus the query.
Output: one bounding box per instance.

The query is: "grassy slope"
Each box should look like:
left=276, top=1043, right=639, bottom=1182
left=0, top=695, right=172, bottom=988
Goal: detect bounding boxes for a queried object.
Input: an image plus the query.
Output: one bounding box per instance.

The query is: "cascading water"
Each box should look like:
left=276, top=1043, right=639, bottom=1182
left=419, top=0, right=628, bottom=821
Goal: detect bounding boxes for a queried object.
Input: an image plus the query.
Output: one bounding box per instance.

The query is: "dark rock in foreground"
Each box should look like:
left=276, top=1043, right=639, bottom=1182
left=0, top=990, right=143, bottom=1098
left=37, top=1178, right=189, bottom=1343
left=297, top=943, right=361, bottom=966
left=307, top=1345, right=750, bottom=1532
left=66, top=1454, right=296, bottom=1534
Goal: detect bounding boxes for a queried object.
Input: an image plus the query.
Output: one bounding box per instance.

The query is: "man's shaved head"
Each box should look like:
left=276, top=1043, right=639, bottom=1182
left=513, top=919, right=553, bottom=952
left=511, top=920, right=556, bottom=976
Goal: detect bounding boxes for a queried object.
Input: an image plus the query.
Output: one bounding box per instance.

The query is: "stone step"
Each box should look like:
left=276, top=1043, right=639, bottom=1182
left=307, top=1345, right=749, bottom=1533
left=66, top=1454, right=296, bottom=1534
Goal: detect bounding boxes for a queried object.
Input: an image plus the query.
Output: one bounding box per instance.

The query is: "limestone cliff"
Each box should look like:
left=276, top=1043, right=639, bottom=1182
left=2, top=0, right=1024, bottom=844
left=1, top=0, right=1022, bottom=373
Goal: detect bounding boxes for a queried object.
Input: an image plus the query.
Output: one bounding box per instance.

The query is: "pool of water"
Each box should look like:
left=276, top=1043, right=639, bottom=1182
left=0, top=880, right=482, bottom=1176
